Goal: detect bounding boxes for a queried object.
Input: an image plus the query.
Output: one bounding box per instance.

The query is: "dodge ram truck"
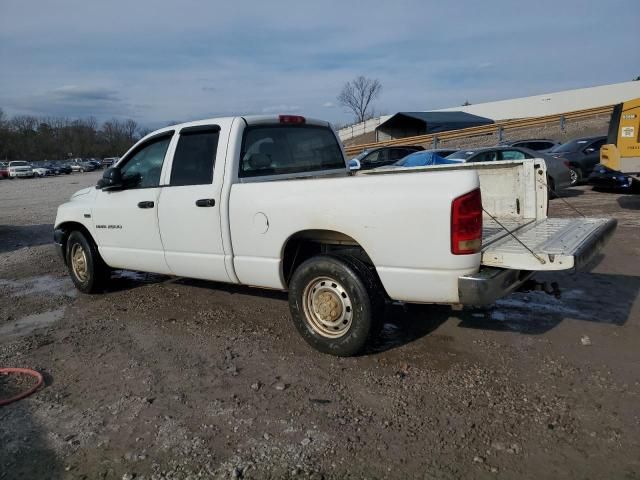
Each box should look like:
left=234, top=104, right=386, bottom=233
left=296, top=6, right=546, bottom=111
left=54, top=115, right=616, bottom=356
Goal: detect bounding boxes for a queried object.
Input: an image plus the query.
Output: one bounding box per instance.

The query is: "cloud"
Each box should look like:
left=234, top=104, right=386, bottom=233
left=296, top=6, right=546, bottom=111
left=4, top=85, right=143, bottom=119
left=0, top=1, right=636, bottom=125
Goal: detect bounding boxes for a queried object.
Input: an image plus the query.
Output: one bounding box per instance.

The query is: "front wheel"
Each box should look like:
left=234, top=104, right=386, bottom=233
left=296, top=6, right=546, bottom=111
left=288, top=255, right=384, bottom=356
left=66, top=231, right=110, bottom=293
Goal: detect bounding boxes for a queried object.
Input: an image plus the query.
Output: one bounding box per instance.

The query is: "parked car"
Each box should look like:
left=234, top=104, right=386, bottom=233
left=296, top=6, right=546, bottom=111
left=351, top=145, right=425, bottom=170
left=7, top=161, right=34, bottom=178
left=32, top=165, right=55, bottom=177
left=588, top=164, right=636, bottom=192
left=54, top=114, right=615, bottom=357
left=56, top=163, right=73, bottom=175
left=88, top=159, right=103, bottom=169
left=0, top=162, right=9, bottom=179
left=70, top=161, right=97, bottom=172
left=499, top=139, right=559, bottom=152
left=445, top=146, right=572, bottom=191
left=548, top=136, right=607, bottom=186
left=102, top=157, right=120, bottom=167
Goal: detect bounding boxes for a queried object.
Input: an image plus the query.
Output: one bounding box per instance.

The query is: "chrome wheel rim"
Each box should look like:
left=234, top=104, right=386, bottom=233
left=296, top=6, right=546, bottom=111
left=569, top=169, right=578, bottom=185
left=302, top=276, right=353, bottom=338
left=71, top=243, right=89, bottom=282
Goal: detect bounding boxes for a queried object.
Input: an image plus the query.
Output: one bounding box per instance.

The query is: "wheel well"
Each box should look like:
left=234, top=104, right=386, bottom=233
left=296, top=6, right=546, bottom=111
left=56, top=222, right=97, bottom=262
left=281, top=230, right=374, bottom=286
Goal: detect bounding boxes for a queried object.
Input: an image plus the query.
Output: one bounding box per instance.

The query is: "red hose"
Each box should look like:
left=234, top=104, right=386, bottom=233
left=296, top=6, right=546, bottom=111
left=0, top=368, right=44, bottom=406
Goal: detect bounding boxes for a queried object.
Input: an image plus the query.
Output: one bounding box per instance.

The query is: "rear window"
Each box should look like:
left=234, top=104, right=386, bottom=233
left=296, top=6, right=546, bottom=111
left=239, top=125, right=344, bottom=178
left=550, top=139, right=587, bottom=153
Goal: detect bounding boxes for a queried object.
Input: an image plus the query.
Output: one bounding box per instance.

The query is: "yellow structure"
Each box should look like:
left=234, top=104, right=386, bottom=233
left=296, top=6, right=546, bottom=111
left=601, top=97, right=640, bottom=175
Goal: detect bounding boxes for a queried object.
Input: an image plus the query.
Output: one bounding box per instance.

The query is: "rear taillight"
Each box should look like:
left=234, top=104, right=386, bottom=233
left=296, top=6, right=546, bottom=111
left=451, top=188, right=483, bottom=255
left=279, top=115, right=305, bottom=124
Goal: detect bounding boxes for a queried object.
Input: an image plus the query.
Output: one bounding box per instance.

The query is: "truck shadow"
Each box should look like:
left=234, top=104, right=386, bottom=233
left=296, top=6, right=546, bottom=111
left=0, top=396, right=63, bottom=479
left=368, top=304, right=450, bottom=354
left=455, top=271, right=640, bottom=335
left=0, top=224, right=52, bottom=253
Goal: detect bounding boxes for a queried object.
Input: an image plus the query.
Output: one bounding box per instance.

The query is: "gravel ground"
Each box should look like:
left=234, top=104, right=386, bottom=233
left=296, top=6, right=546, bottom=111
left=0, top=172, right=639, bottom=480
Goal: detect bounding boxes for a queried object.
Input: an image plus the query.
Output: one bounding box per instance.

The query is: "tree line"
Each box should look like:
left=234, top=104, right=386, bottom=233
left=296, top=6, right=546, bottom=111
left=0, top=107, right=149, bottom=161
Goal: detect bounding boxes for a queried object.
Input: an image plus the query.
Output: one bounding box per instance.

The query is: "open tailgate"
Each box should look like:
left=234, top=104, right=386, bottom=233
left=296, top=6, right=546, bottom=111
left=482, top=217, right=617, bottom=271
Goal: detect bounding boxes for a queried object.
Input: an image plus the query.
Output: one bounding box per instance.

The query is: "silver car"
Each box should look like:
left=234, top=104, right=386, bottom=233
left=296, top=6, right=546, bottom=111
left=446, top=146, right=572, bottom=192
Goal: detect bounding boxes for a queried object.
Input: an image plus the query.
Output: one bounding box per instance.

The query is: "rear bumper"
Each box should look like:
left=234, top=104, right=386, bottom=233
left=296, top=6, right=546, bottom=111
left=572, top=217, right=617, bottom=270
left=458, top=267, right=534, bottom=306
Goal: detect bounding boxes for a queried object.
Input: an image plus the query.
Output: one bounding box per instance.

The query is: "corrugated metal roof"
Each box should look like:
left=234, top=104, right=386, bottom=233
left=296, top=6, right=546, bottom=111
left=385, top=111, right=493, bottom=124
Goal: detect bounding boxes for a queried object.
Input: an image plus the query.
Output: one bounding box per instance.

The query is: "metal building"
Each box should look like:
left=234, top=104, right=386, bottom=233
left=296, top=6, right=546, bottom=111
left=375, top=111, right=493, bottom=141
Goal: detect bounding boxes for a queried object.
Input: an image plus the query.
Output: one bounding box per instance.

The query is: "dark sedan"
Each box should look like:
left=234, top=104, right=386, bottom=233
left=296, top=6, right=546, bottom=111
left=547, top=136, right=607, bottom=186
left=445, top=146, right=571, bottom=191
left=588, top=164, right=636, bottom=192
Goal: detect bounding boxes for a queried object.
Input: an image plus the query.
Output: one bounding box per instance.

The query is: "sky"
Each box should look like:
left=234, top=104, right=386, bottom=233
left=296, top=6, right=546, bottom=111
left=1, top=0, right=639, bottom=128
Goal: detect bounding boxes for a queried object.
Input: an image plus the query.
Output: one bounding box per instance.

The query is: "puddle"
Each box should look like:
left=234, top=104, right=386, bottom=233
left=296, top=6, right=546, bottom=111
left=0, top=307, right=65, bottom=340
left=112, top=270, right=162, bottom=282
left=0, top=275, right=77, bottom=298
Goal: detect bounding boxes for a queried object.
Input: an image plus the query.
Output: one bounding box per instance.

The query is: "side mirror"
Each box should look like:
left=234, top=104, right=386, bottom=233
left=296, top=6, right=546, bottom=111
left=347, top=159, right=361, bottom=172
left=97, top=167, right=124, bottom=191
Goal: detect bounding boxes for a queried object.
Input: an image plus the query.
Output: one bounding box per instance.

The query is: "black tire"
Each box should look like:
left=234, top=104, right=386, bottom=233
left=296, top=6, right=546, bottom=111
left=547, top=176, right=558, bottom=199
left=65, top=230, right=110, bottom=294
left=288, top=254, right=384, bottom=356
left=568, top=167, right=581, bottom=186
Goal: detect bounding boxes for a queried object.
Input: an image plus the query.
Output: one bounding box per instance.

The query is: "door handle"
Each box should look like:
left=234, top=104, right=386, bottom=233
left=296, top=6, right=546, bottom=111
left=137, top=201, right=154, bottom=209
left=195, top=198, right=216, bottom=207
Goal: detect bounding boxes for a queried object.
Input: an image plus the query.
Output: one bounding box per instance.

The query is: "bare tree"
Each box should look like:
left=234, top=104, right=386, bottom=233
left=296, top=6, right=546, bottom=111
left=337, top=76, right=382, bottom=123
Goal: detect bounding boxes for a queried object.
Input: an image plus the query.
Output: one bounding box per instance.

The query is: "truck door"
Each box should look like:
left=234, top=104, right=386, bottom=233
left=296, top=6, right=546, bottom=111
left=92, top=132, right=174, bottom=274
left=157, top=124, right=230, bottom=282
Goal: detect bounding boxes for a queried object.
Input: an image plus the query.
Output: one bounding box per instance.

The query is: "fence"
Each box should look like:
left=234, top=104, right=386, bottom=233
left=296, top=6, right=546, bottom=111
left=343, top=105, right=613, bottom=157
left=337, top=116, right=390, bottom=141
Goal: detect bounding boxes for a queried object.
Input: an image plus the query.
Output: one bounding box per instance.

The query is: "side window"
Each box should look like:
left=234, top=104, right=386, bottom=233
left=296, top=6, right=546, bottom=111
left=536, top=141, right=556, bottom=150
left=499, top=150, right=526, bottom=160
left=170, top=127, right=220, bottom=186
left=361, top=150, right=381, bottom=167
left=119, top=135, right=172, bottom=189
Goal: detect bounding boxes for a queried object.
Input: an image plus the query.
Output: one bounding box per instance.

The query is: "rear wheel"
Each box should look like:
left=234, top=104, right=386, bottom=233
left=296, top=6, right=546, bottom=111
left=66, top=231, right=110, bottom=293
left=288, top=254, right=384, bottom=356
left=568, top=167, right=581, bottom=186
left=547, top=176, right=557, bottom=199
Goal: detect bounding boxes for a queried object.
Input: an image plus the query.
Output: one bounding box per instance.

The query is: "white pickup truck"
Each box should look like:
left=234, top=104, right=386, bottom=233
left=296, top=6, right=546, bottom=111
left=54, top=115, right=616, bottom=356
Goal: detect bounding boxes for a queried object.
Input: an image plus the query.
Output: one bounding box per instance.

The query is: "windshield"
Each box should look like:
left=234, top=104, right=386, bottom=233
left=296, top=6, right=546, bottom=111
left=550, top=139, right=589, bottom=153
left=445, top=150, right=475, bottom=160
left=10, top=161, right=29, bottom=167
left=240, top=125, right=344, bottom=178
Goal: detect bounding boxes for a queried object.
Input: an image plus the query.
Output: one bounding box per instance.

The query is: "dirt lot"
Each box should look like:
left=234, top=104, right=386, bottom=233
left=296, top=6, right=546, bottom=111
left=1, top=172, right=639, bottom=480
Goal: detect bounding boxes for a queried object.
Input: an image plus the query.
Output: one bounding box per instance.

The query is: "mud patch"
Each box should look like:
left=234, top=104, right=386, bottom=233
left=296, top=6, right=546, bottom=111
left=0, top=307, right=65, bottom=340
left=0, top=275, right=76, bottom=298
